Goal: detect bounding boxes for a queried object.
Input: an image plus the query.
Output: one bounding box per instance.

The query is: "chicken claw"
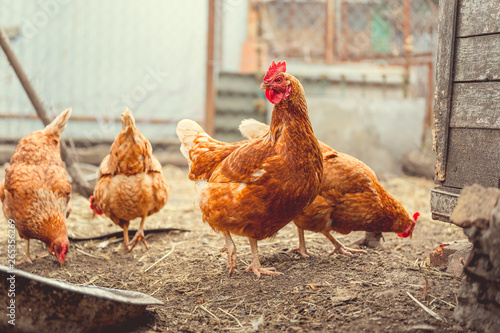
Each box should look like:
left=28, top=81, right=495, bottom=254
left=323, top=231, right=367, bottom=255
left=247, top=237, right=282, bottom=278
left=329, top=245, right=367, bottom=256
left=17, top=240, right=33, bottom=265
left=128, top=229, right=148, bottom=251
left=293, top=247, right=316, bottom=258
left=128, top=216, right=148, bottom=251
left=293, top=228, right=316, bottom=257
left=245, top=264, right=281, bottom=278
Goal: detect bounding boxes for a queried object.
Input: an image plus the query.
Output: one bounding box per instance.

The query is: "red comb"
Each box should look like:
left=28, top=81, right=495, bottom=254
left=413, top=212, right=420, bottom=221
left=263, top=60, right=286, bottom=81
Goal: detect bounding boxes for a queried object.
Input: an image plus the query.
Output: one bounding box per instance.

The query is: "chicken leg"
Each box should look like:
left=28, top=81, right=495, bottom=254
left=129, top=215, right=148, bottom=251
left=323, top=231, right=367, bottom=255
left=122, top=223, right=130, bottom=251
left=220, top=231, right=237, bottom=276
left=17, top=239, right=33, bottom=265
left=293, top=227, right=316, bottom=257
left=245, top=237, right=281, bottom=278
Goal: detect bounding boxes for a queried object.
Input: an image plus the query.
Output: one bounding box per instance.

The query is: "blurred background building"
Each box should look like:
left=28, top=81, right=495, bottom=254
left=0, top=0, right=438, bottom=174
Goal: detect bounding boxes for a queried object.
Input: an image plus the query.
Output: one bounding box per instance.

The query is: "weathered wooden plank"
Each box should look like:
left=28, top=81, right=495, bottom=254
left=430, top=186, right=461, bottom=222
left=454, top=35, right=500, bottom=82
left=433, top=0, right=459, bottom=183
left=444, top=128, right=500, bottom=188
left=457, top=0, right=500, bottom=37
left=450, top=82, right=500, bottom=129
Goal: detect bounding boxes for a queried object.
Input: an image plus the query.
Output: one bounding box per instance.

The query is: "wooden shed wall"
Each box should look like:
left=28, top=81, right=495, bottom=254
left=434, top=0, right=500, bottom=190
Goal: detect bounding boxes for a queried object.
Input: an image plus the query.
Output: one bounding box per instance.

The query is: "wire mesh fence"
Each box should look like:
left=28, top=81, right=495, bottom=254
left=256, top=0, right=437, bottom=63
left=253, top=0, right=437, bottom=104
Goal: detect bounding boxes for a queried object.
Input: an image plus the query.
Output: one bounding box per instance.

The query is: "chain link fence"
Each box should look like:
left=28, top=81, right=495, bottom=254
left=256, top=0, right=437, bottom=62
left=254, top=0, right=437, bottom=109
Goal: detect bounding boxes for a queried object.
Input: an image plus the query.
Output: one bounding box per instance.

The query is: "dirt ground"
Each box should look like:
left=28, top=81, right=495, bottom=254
left=0, top=164, right=473, bottom=332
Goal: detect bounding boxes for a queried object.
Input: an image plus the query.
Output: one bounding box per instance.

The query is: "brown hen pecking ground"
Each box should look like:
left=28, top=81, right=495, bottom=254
left=0, top=164, right=473, bottom=332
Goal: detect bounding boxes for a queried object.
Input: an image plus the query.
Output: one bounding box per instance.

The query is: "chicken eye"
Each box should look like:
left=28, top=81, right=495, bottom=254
left=276, top=77, right=283, bottom=83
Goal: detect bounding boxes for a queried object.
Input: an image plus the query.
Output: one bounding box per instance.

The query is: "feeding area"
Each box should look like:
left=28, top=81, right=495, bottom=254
left=0, top=1, right=498, bottom=332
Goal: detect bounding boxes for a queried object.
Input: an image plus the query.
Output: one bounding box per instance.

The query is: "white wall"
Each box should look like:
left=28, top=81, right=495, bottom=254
left=0, top=0, right=207, bottom=142
left=220, top=0, right=248, bottom=72
left=308, top=97, right=425, bottom=175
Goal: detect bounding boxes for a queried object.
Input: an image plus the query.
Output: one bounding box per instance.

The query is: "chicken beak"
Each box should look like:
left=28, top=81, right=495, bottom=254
left=260, top=83, right=270, bottom=90
left=58, top=258, right=65, bottom=267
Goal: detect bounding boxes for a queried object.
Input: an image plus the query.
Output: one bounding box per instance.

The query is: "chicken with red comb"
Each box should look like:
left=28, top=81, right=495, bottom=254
left=1, top=108, right=72, bottom=266
left=177, top=60, right=323, bottom=277
left=239, top=118, right=419, bottom=257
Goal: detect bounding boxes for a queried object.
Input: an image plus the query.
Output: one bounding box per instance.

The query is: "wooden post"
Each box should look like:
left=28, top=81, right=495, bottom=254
left=402, top=0, right=411, bottom=98
left=421, top=60, right=434, bottom=146
left=325, top=0, right=335, bottom=63
left=341, top=1, right=349, bottom=60
left=205, top=0, right=216, bottom=137
left=0, top=25, right=92, bottom=197
left=433, top=0, right=459, bottom=183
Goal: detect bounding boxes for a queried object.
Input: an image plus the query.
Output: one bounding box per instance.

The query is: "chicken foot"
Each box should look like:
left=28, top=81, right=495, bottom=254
left=17, top=240, right=52, bottom=265
left=220, top=231, right=237, bottom=276
left=293, top=227, right=316, bottom=257
left=128, top=215, right=148, bottom=251
left=323, top=231, right=367, bottom=255
left=245, top=237, right=282, bottom=278
left=17, top=239, right=33, bottom=265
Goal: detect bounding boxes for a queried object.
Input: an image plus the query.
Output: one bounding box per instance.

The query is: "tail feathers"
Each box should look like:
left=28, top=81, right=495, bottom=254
left=239, top=118, right=269, bottom=140
left=176, top=119, right=211, bottom=160
left=120, top=107, right=141, bottom=143
left=44, top=107, right=72, bottom=137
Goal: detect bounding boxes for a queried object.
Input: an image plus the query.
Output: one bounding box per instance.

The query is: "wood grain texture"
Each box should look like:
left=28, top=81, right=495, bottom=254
left=454, top=35, right=500, bottom=82
left=433, top=0, right=458, bottom=183
left=457, top=0, right=500, bottom=37
left=450, top=82, right=500, bottom=129
left=444, top=128, right=500, bottom=188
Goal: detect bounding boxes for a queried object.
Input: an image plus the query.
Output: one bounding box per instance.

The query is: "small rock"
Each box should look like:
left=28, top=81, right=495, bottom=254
left=331, top=295, right=356, bottom=306
left=429, top=239, right=472, bottom=277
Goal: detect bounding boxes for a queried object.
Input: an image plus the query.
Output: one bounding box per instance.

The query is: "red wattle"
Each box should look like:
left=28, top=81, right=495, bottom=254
left=265, top=89, right=284, bottom=104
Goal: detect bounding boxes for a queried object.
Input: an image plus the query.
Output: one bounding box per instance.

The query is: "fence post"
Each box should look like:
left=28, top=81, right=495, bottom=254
left=205, top=0, right=217, bottom=137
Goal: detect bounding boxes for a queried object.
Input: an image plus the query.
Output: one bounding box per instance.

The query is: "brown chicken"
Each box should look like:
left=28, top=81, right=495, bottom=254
left=1, top=108, right=72, bottom=266
left=177, top=61, right=323, bottom=277
left=90, top=108, right=170, bottom=251
left=239, top=118, right=419, bottom=257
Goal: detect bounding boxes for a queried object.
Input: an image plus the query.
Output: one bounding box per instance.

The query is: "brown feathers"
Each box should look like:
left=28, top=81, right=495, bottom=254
left=92, top=108, right=170, bottom=251
left=1, top=108, right=72, bottom=265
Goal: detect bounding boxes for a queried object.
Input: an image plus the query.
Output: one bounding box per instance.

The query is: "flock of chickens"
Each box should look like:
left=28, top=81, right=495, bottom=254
left=1, top=61, right=418, bottom=277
